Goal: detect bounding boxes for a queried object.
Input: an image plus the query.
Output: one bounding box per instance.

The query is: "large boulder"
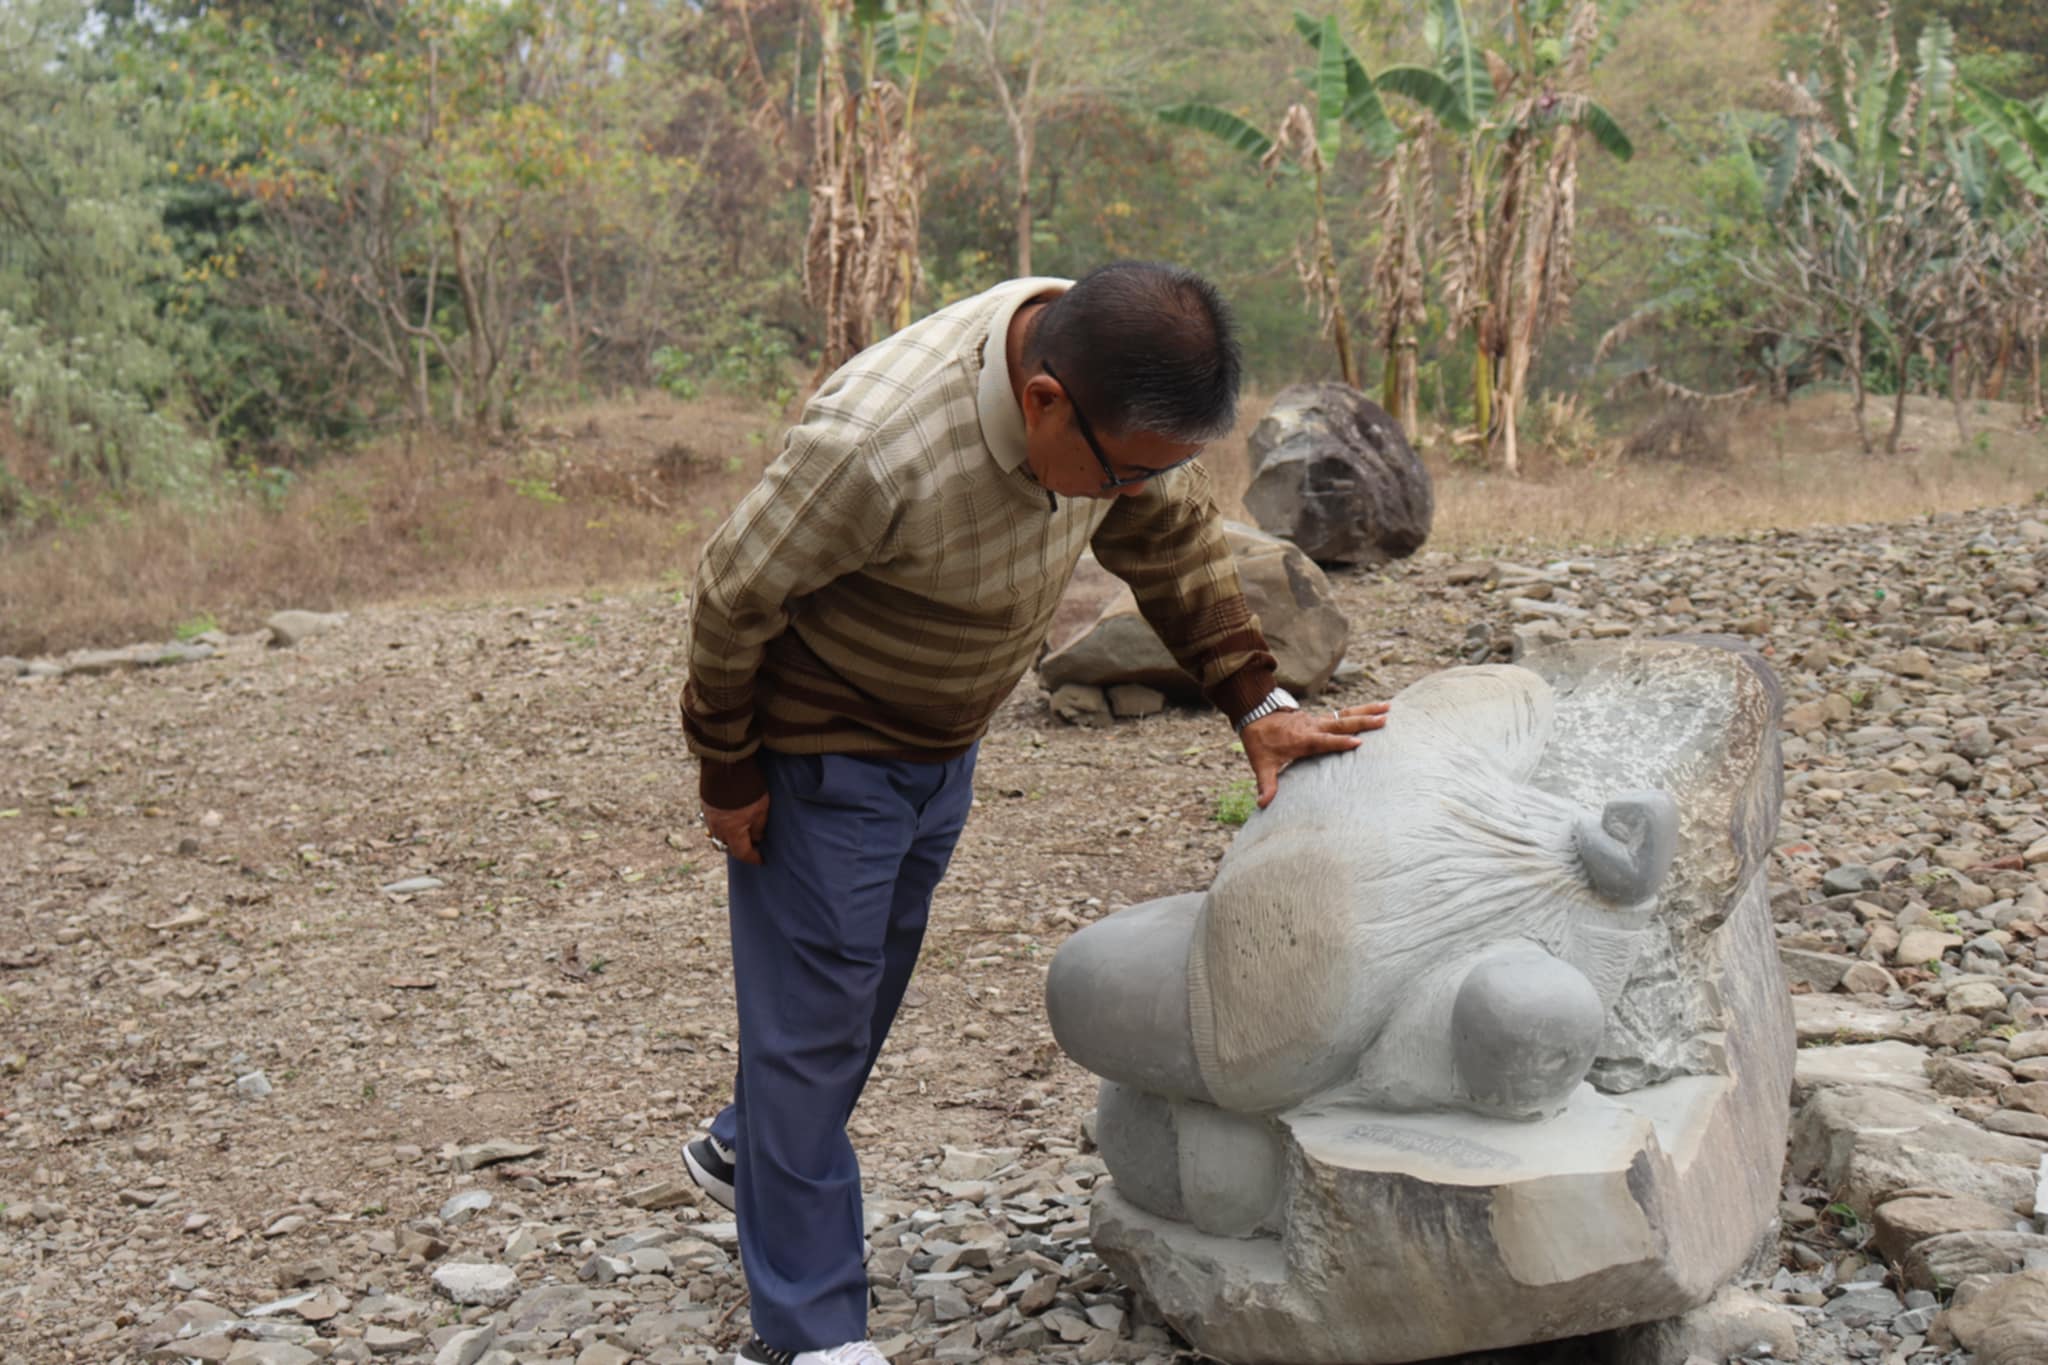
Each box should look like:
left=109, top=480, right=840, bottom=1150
left=1241, top=383, right=1432, bottom=566
left=1036, top=521, right=1349, bottom=700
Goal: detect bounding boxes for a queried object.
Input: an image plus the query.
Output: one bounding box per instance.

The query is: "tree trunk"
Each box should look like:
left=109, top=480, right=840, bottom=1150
left=1312, top=169, right=1355, bottom=388
left=1885, top=351, right=1909, bottom=455
left=559, top=237, right=581, bottom=389
left=1014, top=129, right=1034, bottom=277
left=1473, top=342, right=1494, bottom=447
left=1846, top=328, right=1872, bottom=454
left=1986, top=323, right=2012, bottom=400
left=444, top=199, right=495, bottom=432
left=1949, top=346, right=1969, bottom=446
left=2023, top=331, right=2039, bottom=421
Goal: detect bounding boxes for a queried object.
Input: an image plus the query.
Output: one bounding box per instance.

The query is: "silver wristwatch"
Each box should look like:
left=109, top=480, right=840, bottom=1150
left=1234, top=686, right=1300, bottom=732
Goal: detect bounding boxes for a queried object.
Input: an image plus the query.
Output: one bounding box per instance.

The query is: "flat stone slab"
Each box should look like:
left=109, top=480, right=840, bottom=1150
left=1094, top=1067, right=1786, bottom=1365
left=1793, top=994, right=1931, bottom=1046
left=1793, top=1041, right=1934, bottom=1102
left=1790, top=1085, right=2047, bottom=1216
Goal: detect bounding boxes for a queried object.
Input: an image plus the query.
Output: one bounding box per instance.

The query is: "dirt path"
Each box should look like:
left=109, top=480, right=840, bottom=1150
left=0, top=553, right=1441, bottom=1361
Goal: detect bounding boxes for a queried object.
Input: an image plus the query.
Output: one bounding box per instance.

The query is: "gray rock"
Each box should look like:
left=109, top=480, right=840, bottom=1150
left=1903, top=1230, right=2048, bottom=1291
left=1049, top=683, right=1111, bottom=729
left=1106, top=684, right=1167, bottom=719
left=64, top=641, right=216, bottom=676
left=1873, top=1193, right=2025, bottom=1262
left=1792, top=1040, right=1935, bottom=1102
left=448, top=1139, right=542, bottom=1173
left=1824, top=1285, right=1903, bottom=1327
left=222, top=1345, right=317, bottom=1365
left=1038, top=523, right=1350, bottom=699
left=1780, top=946, right=1852, bottom=992
left=135, top=1300, right=239, bottom=1351
left=266, top=610, right=346, bottom=648
left=1824, top=865, right=1881, bottom=896
left=439, top=1190, right=493, bottom=1224
left=1241, top=383, right=1433, bottom=565
left=1792, top=993, right=1928, bottom=1045
left=1589, top=1293, right=1802, bottom=1365
left=1789, top=1084, right=2046, bottom=1215
left=433, top=1324, right=498, bottom=1365
left=430, top=1262, right=519, bottom=1307
left=236, top=1070, right=273, bottom=1099
left=1933, top=1267, right=2048, bottom=1364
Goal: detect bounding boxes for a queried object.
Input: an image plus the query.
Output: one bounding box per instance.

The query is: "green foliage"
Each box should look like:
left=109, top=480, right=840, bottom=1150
left=1156, top=103, right=1277, bottom=162
left=1214, top=779, right=1257, bottom=826
left=650, top=320, right=797, bottom=406
left=0, top=0, right=216, bottom=508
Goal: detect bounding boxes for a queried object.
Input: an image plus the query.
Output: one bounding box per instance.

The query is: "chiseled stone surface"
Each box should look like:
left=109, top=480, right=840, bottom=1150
left=1052, top=641, right=1795, bottom=1363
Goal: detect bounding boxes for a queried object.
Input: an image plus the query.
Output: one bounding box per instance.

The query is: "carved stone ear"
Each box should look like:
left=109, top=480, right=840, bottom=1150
left=1574, top=789, right=1680, bottom=903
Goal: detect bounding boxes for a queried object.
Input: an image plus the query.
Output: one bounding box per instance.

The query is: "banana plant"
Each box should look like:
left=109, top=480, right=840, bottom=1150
left=1958, top=83, right=2048, bottom=418
left=806, top=0, right=947, bottom=371
left=1158, top=14, right=1397, bottom=389
left=1374, top=0, right=1632, bottom=473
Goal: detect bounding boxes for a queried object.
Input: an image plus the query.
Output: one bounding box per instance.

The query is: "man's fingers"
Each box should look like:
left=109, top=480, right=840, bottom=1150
left=1253, top=754, right=1283, bottom=809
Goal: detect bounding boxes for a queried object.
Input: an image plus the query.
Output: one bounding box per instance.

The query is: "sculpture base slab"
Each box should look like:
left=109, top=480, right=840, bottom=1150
left=1092, top=1072, right=1784, bottom=1365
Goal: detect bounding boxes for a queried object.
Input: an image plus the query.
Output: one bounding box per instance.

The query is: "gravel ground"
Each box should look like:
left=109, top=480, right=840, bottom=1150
left=4, top=500, right=2048, bottom=1364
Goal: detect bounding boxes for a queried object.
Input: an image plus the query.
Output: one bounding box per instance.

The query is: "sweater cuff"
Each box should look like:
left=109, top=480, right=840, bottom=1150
left=1207, top=659, right=1281, bottom=729
left=698, top=755, right=768, bottom=810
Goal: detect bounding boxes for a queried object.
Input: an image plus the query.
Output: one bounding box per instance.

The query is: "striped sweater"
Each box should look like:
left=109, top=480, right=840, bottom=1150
left=681, top=278, right=1277, bottom=808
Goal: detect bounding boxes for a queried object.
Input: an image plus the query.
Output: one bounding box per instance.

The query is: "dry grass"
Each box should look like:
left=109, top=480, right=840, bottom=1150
left=2, top=386, right=2042, bottom=659
left=1423, top=392, right=2047, bottom=555
left=0, top=391, right=784, bottom=658
left=1204, top=388, right=2048, bottom=556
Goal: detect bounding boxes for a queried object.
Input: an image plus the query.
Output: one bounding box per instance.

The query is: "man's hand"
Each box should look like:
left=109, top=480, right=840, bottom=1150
left=1240, top=701, right=1390, bottom=809
left=703, top=795, right=771, bottom=866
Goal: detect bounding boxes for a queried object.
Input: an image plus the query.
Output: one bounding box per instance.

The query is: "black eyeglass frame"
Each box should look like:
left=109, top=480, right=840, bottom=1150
left=1041, top=362, right=1201, bottom=492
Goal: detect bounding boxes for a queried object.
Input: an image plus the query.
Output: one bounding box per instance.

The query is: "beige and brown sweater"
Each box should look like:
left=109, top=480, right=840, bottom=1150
left=681, top=278, right=1277, bottom=808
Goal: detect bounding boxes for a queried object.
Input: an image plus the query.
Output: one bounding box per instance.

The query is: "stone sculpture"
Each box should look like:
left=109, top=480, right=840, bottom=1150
left=1045, top=640, right=1794, bottom=1364
left=1240, top=383, right=1433, bottom=566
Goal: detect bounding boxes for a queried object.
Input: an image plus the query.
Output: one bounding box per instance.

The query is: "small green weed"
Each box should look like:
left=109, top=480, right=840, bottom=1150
left=1214, top=779, right=1257, bottom=826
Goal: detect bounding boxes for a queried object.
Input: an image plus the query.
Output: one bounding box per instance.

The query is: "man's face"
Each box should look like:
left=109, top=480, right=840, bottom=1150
left=1019, top=371, right=1203, bottom=500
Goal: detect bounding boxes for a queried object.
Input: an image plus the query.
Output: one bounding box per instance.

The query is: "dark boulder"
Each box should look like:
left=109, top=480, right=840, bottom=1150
left=1242, top=384, right=1432, bottom=566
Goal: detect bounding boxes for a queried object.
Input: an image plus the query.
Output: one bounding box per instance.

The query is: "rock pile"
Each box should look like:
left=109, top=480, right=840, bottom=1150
left=123, top=1146, right=1172, bottom=1365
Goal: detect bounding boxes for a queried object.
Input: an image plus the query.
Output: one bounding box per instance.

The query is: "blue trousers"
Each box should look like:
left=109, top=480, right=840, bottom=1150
left=708, top=745, right=977, bottom=1351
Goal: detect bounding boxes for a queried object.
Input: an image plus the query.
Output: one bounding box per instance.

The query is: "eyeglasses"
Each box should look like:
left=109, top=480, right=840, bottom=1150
left=1042, top=362, right=1201, bottom=492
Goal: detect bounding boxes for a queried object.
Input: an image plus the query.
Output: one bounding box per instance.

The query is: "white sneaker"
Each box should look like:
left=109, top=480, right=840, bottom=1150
left=738, top=1338, right=889, bottom=1365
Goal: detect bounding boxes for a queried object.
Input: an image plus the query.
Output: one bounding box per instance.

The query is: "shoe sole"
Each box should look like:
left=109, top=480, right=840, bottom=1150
left=683, top=1143, right=737, bottom=1212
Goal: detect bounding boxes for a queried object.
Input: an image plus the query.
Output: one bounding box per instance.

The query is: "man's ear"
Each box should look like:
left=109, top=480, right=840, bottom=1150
left=1020, top=373, right=1061, bottom=432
